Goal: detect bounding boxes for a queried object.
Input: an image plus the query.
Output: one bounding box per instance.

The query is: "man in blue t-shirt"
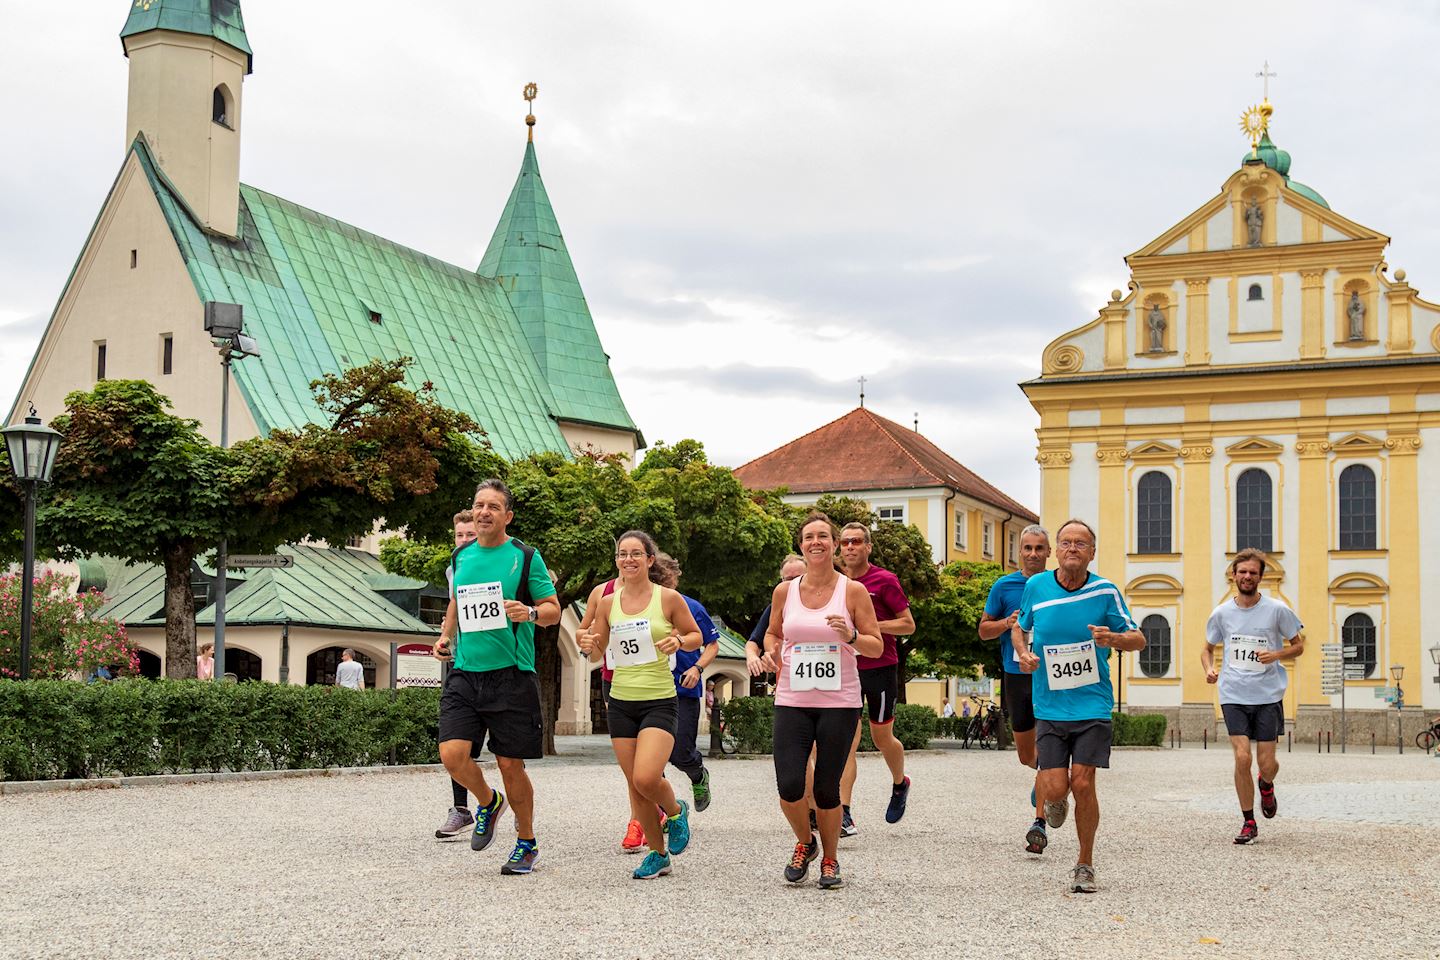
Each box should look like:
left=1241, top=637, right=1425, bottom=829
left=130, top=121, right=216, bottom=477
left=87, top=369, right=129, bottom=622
left=1015, top=519, right=1144, bottom=895
left=978, top=524, right=1052, bottom=849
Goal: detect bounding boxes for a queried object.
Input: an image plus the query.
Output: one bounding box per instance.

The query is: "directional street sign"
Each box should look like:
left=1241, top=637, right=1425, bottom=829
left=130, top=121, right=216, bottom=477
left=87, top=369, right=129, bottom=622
left=225, top=554, right=294, bottom=569
left=1342, top=645, right=1358, bottom=658
left=1320, top=644, right=1343, bottom=653
left=1344, top=666, right=1369, bottom=678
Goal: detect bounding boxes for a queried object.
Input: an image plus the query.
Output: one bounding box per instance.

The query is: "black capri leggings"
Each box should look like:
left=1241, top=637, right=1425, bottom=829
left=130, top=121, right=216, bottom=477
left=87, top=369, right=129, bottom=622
left=773, top=705, right=861, bottom=810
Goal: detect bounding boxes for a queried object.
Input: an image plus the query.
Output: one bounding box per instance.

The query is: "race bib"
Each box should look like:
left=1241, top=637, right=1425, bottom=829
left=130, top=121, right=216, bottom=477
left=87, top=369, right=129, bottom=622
left=456, top=582, right=506, bottom=633
left=1226, top=634, right=1268, bottom=674
left=1044, top=640, right=1100, bottom=691
left=789, top=642, right=842, bottom=692
left=610, top=619, right=657, bottom=669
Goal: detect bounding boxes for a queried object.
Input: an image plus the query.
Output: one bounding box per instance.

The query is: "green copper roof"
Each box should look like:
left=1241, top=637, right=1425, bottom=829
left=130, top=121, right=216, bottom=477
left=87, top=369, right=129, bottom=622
left=120, top=0, right=253, bottom=73
left=1241, top=132, right=1328, bottom=209
left=1286, top=180, right=1330, bottom=210
left=478, top=141, right=641, bottom=440
left=95, top=545, right=436, bottom=634
left=129, top=137, right=615, bottom=461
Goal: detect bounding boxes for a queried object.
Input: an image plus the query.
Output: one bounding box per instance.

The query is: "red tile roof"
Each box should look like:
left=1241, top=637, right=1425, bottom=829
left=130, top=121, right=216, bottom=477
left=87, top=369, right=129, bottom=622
left=733, top=407, right=1038, bottom=521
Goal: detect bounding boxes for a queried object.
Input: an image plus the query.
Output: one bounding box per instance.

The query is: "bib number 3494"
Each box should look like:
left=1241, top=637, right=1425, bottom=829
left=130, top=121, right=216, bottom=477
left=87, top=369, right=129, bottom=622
left=1043, top=640, right=1100, bottom=691
left=789, top=643, right=842, bottom=692
left=456, top=582, right=505, bottom=633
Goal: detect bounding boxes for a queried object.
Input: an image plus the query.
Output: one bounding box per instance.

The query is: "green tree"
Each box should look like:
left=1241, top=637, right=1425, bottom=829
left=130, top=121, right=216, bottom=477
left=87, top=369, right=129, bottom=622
left=1, top=360, right=490, bottom=678
left=909, top=560, right=1007, bottom=680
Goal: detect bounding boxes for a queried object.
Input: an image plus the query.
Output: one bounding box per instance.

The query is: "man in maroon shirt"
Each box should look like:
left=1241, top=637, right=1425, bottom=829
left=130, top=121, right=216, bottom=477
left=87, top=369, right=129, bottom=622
left=837, top=522, right=916, bottom=831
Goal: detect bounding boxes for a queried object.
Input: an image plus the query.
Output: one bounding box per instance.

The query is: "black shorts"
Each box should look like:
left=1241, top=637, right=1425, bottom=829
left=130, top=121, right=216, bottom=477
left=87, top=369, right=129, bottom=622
left=1002, top=672, right=1036, bottom=734
left=1221, top=701, right=1284, bottom=742
left=1035, top=719, right=1112, bottom=770
left=859, top=664, right=899, bottom=725
left=607, top=695, right=678, bottom=740
left=439, top=666, right=543, bottom=760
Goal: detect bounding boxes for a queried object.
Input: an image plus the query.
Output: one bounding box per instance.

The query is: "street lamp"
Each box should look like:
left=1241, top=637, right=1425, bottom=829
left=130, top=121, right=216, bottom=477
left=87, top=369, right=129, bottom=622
left=1390, top=661, right=1405, bottom=711
left=2, top=404, right=63, bottom=680
left=203, top=302, right=260, bottom=680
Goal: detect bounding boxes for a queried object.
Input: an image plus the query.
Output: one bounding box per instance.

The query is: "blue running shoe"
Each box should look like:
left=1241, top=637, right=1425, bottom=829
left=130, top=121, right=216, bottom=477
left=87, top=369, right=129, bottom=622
left=470, top=789, right=508, bottom=852
left=1025, top=819, right=1047, bottom=854
left=885, top=776, right=911, bottom=824
left=666, top=800, right=691, bottom=855
left=1030, top=786, right=1036, bottom=809
left=500, top=840, right=538, bottom=875
left=632, top=850, right=672, bottom=879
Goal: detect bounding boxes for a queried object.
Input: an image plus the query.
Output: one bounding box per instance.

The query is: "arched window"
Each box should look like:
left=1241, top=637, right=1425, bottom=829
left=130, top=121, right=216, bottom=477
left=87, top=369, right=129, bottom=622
left=1136, top=472, right=1172, bottom=554
left=1342, top=613, right=1377, bottom=678
left=1247, top=283, right=1263, bottom=301
left=212, top=85, right=231, bottom=127
left=225, top=648, right=263, bottom=682
left=1235, top=468, right=1273, bottom=552
left=1138, top=614, right=1171, bottom=677
left=307, top=646, right=376, bottom=687
left=1338, top=464, right=1376, bottom=550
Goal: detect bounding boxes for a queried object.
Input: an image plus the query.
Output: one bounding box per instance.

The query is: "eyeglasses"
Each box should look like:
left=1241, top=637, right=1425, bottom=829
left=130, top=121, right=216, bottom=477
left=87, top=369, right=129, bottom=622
left=839, top=538, right=867, bottom=547
left=1056, top=540, right=1093, bottom=551
left=615, top=551, right=648, bottom=561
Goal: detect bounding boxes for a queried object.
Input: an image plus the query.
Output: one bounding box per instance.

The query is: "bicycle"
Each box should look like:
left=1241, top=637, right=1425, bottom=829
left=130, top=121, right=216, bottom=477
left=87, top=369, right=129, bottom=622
left=715, top=716, right=738, bottom=755
left=961, top=697, right=1003, bottom=750
left=1416, top=716, right=1440, bottom=754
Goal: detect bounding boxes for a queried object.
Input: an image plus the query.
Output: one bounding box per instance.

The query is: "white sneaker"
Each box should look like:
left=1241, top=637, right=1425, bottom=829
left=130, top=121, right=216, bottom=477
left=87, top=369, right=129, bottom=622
left=1044, top=798, right=1069, bottom=829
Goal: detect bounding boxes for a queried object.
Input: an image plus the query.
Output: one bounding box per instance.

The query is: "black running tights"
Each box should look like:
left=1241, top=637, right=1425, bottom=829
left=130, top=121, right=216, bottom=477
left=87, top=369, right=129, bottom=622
left=773, top=705, right=860, bottom=810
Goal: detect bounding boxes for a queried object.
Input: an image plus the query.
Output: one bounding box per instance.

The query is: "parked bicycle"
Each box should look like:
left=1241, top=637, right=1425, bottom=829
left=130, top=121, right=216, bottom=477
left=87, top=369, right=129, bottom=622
left=1416, top=716, right=1440, bottom=754
left=961, top=697, right=1004, bottom=750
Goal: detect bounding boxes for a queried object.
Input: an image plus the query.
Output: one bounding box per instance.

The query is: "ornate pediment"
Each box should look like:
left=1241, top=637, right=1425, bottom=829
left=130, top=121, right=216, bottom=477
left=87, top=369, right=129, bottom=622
left=1127, top=440, right=1180, bottom=462
left=1331, top=432, right=1384, bottom=456
left=1224, top=436, right=1285, bottom=461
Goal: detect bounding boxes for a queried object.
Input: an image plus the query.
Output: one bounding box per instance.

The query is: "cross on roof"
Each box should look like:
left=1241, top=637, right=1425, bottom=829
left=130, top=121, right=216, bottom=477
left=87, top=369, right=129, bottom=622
left=858, top=375, right=867, bottom=408
left=1255, top=60, right=1276, bottom=101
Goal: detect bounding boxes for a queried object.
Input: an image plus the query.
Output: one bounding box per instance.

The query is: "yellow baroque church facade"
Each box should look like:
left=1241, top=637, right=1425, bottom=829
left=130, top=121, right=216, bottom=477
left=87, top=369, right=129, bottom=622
left=1024, top=110, right=1439, bottom=741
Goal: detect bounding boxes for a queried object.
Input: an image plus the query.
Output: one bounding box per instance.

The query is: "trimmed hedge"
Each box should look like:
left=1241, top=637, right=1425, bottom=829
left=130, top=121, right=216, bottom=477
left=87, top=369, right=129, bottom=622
left=0, top=679, right=441, bottom=781
left=722, top=697, right=936, bottom=753
left=1112, top=711, right=1167, bottom=746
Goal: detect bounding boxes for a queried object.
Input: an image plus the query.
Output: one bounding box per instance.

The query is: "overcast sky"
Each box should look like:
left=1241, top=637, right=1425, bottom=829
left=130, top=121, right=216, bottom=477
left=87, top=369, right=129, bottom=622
left=5, top=1, right=1440, bottom=511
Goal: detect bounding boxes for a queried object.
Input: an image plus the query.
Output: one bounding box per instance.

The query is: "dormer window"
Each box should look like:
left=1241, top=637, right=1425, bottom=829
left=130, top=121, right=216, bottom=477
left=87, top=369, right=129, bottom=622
left=1247, top=283, right=1263, bottom=301
left=212, top=85, right=232, bottom=128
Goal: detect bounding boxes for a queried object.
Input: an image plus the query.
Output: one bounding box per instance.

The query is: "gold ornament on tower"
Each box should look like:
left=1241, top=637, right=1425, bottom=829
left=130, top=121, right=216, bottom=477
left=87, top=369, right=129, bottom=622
left=524, top=82, right=539, bottom=141
left=1239, top=100, right=1272, bottom=155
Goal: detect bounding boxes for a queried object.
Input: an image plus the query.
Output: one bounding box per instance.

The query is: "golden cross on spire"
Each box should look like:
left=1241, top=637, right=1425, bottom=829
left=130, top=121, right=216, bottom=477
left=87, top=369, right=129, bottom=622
left=524, top=82, right=538, bottom=142
left=1238, top=61, right=1275, bottom=156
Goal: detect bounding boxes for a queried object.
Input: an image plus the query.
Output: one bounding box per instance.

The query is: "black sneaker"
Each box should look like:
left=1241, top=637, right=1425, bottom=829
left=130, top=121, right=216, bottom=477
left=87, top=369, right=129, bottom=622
left=1025, top=819, right=1047, bottom=854
left=818, top=857, right=844, bottom=890
left=885, top=776, right=911, bottom=824
left=470, top=789, right=508, bottom=852
left=784, top=835, right=819, bottom=883
left=1259, top=779, right=1278, bottom=819
left=839, top=807, right=858, bottom=838
left=1234, top=820, right=1258, bottom=845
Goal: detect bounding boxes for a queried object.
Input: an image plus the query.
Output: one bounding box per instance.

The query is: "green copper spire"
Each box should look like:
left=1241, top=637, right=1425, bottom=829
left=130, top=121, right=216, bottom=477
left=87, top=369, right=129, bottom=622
left=478, top=116, right=640, bottom=440
left=121, top=0, right=253, bottom=73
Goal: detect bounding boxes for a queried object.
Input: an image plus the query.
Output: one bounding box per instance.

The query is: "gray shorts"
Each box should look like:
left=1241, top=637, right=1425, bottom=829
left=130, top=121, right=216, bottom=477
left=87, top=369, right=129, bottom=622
left=1035, top=718, right=1112, bottom=770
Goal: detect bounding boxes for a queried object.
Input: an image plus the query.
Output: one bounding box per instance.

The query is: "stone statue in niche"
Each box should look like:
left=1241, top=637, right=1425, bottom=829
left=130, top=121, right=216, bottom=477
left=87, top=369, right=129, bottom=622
left=1147, top=304, right=1167, bottom=352
left=1245, top=200, right=1264, bottom=246
left=1347, top=290, right=1366, bottom=340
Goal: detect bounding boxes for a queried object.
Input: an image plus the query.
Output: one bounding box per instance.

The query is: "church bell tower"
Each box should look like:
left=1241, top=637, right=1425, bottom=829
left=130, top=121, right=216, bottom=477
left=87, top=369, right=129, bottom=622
left=120, top=0, right=253, bottom=238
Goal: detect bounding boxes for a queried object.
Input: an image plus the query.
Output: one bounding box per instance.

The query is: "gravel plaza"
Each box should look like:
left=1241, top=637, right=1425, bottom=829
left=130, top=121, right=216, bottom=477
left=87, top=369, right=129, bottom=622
left=2, top=744, right=1437, bottom=960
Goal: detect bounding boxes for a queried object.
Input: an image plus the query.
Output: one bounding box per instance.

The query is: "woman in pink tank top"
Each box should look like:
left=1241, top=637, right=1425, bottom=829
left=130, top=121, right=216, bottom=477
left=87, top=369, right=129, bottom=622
left=763, top=511, right=882, bottom=890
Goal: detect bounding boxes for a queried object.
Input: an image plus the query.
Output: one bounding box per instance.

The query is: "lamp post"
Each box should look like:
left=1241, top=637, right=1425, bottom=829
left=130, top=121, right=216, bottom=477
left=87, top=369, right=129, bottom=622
left=203, top=302, right=260, bottom=680
left=2, top=404, right=63, bottom=681
left=1430, top=644, right=1440, bottom=687
left=1390, top=662, right=1406, bottom=749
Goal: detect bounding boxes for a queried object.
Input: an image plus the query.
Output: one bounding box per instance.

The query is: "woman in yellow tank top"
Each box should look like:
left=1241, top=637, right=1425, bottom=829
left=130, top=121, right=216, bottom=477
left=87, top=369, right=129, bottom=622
left=579, top=530, right=702, bottom=879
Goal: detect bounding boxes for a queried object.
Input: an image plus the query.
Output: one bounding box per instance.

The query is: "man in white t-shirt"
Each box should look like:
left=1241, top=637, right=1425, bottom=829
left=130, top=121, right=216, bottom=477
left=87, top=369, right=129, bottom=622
left=335, top=649, right=365, bottom=690
left=1202, top=549, right=1304, bottom=845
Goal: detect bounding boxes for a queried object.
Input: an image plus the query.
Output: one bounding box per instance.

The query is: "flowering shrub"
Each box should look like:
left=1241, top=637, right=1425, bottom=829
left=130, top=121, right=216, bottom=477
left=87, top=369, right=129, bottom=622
left=0, top=569, right=140, bottom=680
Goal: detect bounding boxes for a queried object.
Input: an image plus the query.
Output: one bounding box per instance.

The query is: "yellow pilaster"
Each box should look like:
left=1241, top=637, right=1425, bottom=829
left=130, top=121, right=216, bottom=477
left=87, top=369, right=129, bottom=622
left=1385, top=422, right=1422, bottom=688
left=1184, top=277, right=1210, bottom=366
left=1096, top=405, right=1127, bottom=581
left=1300, top=269, right=1327, bottom=360
left=1101, top=298, right=1128, bottom=369
left=1295, top=421, right=1331, bottom=707
left=1178, top=436, right=1214, bottom=707
left=907, top=498, right=929, bottom=544
left=1386, top=277, right=1415, bottom=354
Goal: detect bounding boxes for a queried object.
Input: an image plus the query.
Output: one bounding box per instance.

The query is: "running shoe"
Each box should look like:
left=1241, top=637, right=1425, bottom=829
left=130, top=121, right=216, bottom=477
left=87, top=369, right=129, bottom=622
left=1025, top=819, right=1047, bottom=854
left=1030, top=785, right=1036, bottom=809
left=840, top=807, right=858, bottom=838
left=500, top=840, right=538, bottom=875
left=470, top=789, right=507, bottom=852
left=1259, top=779, right=1278, bottom=819
left=1234, top=820, right=1258, bottom=845
left=666, top=800, right=691, bottom=855
left=818, top=857, right=844, bottom=890
left=1069, top=863, right=1097, bottom=893
left=885, top=776, right=911, bottom=824
left=693, top=768, right=712, bottom=813
left=784, top=835, right=819, bottom=884
left=1044, top=797, right=1069, bottom=829
left=620, top=819, right=646, bottom=854
left=632, top=850, right=672, bottom=880
left=435, top=805, right=474, bottom=840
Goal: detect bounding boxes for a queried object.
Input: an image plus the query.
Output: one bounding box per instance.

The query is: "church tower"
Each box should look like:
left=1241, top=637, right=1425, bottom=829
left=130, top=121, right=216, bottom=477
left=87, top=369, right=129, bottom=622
left=120, top=0, right=252, bottom=238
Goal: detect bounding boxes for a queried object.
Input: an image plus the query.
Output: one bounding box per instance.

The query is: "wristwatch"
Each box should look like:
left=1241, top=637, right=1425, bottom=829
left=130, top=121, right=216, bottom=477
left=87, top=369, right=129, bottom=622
left=850, top=627, right=858, bottom=643
left=527, top=606, right=538, bottom=622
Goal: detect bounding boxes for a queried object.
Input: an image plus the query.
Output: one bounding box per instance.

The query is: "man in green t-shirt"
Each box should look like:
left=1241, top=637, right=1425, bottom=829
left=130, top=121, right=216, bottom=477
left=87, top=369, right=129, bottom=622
left=436, top=479, right=560, bottom=875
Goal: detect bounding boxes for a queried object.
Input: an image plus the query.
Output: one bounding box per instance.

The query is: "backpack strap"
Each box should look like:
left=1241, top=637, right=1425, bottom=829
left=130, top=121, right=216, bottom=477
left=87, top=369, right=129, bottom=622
left=509, top=538, right=538, bottom=635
